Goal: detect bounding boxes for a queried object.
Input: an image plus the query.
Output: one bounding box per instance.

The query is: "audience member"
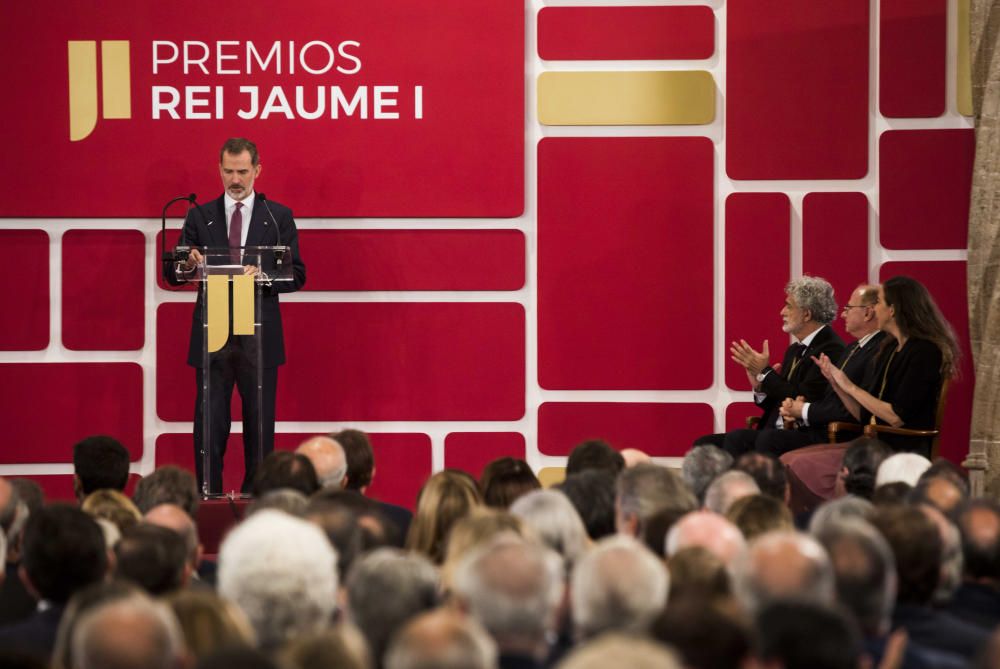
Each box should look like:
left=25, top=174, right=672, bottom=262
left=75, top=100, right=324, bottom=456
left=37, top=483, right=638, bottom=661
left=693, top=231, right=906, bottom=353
left=783, top=436, right=890, bottom=514
left=479, top=458, right=540, bottom=509
left=296, top=436, right=348, bottom=489
left=50, top=581, right=142, bottom=669
left=282, top=625, right=372, bottom=669
left=132, top=465, right=199, bottom=517
left=441, top=509, right=526, bottom=593
left=217, top=509, right=338, bottom=652
left=951, top=499, right=1000, bottom=630
left=407, top=470, right=482, bottom=564
left=334, top=428, right=413, bottom=544
left=0, top=505, right=108, bottom=661
left=245, top=488, right=309, bottom=517
left=345, top=548, right=439, bottom=667
left=872, top=481, right=912, bottom=506
left=555, top=633, right=680, bottom=669
left=0, top=478, right=35, bottom=627
left=555, top=470, right=616, bottom=540
left=196, top=645, right=280, bottom=669
left=70, top=593, right=187, bottom=669
left=876, top=453, right=932, bottom=488
left=754, top=601, right=862, bottom=669
left=145, top=504, right=204, bottom=585
left=305, top=489, right=394, bottom=579
left=384, top=609, right=497, bottom=669
left=165, top=589, right=256, bottom=660
left=570, top=535, right=668, bottom=639
left=807, top=495, right=874, bottom=535
left=509, top=490, right=588, bottom=568
left=9, top=479, right=43, bottom=515
left=72, top=435, right=130, bottom=501
left=114, top=523, right=190, bottom=595
left=651, top=597, right=751, bottom=669
left=732, top=530, right=834, bottom=614
left=251, top=451, right=320, bottom=497
left=80, top=489, right=142, bottom=532
left=620, top=448, right=652, bottom=468
left=665, top=510, right=746, bottom=566
left=734, top=453, right=788, bottom=501
left=870, top=504, right=989, bottom=661
left=452, top=536, right=563, bottom=669
left=725, top=493, right=794, bottom=540
left=839, top=437, right=892, bottom=499
left=665, top=547, right=732, bottom=604
left=615, top=464, right=696, bottom=538
left=680, top=444, right=733, bottom=504
left=703, top=470, right=759, bottom=515
left=910, top=464, right=969, bottom=516
left=565, top=440, right=624, bottom=476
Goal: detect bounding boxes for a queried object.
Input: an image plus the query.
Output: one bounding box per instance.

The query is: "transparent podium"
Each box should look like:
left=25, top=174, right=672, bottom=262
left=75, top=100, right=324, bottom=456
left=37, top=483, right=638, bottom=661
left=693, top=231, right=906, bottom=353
left=172, top=245, right=293, bottom=498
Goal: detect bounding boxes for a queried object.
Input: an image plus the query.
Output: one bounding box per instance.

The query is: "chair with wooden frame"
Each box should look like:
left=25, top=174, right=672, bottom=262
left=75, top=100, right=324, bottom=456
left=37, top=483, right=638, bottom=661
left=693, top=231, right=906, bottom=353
left=826, top=379, right=951, bottom=460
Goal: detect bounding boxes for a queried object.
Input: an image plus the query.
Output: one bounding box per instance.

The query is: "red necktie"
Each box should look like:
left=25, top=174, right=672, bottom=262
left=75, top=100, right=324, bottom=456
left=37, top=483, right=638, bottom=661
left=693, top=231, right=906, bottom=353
left=229, top=202, right=243, bottom=263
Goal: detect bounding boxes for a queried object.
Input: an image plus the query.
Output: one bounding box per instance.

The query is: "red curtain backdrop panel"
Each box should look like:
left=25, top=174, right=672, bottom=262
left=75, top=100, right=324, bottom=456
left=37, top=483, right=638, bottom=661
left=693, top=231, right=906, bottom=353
left=300, top=230, right=525, bottom=291
left=156, top=302, right=525, bottom=422
left=725, top=193, right=791, bottom=390
left=537, top=6, right=714, bottom=60
left=726, top=0, right=869, bottom=179
left=880, top=0, right=946, bottom=118
left=0, top=230, right=49, bottom=350
left=0, top=1, right=523, bottom=217
left=879, top=262, right=972, bottom=465
left=62, top=229, right=145, bottom=350
left=444, top=432, right=527, bottom=480
left=538, top=402, right=715, bottom=458
left=802, top=192, right=870, bottom=341
left=0, top=363, right=143, bottom=463
left=726, top=402, right=761, bottom=431
left=537, top=137, right=714, bottom=391
left=879, top=130, right=975, bottom=249
left=362, top=433, right=432, bottom=511
left=16, top=473, right=141, bottom=503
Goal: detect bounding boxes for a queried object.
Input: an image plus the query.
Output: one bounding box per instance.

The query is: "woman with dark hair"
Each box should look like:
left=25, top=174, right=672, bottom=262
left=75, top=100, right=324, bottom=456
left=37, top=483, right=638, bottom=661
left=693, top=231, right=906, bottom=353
left=814, top=275, right=960, bottom=455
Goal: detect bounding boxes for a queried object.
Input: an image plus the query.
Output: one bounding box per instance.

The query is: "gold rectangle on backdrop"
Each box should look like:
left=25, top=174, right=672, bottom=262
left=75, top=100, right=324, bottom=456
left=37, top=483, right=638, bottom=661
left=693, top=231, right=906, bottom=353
left=538, top=71, right=715, bottom=125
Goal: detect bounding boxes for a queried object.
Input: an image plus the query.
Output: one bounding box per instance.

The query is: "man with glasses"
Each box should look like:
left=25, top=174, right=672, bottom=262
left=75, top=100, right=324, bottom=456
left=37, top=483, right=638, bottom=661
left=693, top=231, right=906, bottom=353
left=757, top=284, right=885, bottom=456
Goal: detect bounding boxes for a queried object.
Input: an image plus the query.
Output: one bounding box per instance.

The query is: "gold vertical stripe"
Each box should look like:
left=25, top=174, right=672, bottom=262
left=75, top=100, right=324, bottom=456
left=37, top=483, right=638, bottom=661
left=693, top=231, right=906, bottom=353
left=538, top=71, right=715, bottom=125
left=207, top=275, right=230, bottom=353
left=68, top=41, right=98, bottom=141
left=232, top=275, right=255, bottom=336
left=101, top=41, right=131, bottom=119
left=957, top=0, right=972, bottom=116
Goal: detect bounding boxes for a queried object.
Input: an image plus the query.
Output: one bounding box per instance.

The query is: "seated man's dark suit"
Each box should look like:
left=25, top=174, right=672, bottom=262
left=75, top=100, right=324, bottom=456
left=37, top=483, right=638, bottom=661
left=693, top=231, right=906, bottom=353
left=696, top=325, right=845, bottom=457
left=756, top=331, right=885, bottom=457
left=945, top=581, right=1000, bottom=631
left=164, top=194, right=306, bottom=494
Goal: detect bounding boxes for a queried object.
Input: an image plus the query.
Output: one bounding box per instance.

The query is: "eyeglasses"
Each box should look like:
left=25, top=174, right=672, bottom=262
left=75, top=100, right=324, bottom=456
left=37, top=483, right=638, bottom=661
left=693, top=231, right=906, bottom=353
left=842, top=304, right=872, bottom=313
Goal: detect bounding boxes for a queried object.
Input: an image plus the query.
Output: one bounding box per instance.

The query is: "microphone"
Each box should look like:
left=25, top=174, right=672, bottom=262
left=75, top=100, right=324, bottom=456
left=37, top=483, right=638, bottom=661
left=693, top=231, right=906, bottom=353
left=256, top=193, right=285, bottom=267
left=160, top=193, right=197, bottom=263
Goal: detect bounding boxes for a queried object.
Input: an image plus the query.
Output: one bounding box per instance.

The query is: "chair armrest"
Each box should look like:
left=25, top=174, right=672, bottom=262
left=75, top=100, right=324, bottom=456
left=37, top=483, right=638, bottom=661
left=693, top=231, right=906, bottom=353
left=828, top=421, right=863, bottom=444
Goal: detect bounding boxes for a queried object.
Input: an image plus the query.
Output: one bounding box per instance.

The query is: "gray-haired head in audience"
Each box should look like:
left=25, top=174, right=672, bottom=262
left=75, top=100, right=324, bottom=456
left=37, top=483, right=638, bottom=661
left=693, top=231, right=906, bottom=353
left=681, top=445, right=733, bottom=504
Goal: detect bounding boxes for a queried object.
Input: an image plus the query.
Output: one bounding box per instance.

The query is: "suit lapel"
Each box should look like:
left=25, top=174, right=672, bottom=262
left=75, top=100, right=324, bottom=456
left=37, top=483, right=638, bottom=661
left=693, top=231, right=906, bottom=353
left=245, top=198, right=269, bottom=249
left=208, top=197, right=228, bottom=248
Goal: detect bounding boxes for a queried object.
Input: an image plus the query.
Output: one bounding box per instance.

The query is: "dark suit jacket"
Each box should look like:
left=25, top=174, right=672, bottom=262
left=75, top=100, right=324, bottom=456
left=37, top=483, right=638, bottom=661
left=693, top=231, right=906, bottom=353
left=0, top=603, right=64, bottom=662
left=163, top=194, right=306, bottom=368
left=756, top=325, right=846, bottom=429
left=800, top=330, right=886, bottom=441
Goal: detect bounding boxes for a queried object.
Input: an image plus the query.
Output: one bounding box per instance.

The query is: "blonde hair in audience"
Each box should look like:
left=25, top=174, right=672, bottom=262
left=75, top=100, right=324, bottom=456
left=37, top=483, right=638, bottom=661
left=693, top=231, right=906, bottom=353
left=165, top=589, right=256, bottom=659
left=440, top=508, right=527, bottom=593
left=406, top=470, right=483, bottom=564
left=80, top=489, right=142, bottom=532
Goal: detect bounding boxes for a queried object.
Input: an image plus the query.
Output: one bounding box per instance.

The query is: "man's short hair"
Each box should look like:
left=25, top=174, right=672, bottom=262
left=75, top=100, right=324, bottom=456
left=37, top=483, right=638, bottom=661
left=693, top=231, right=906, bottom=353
left=841, top=437, right=891, bottom=499
left=281, top=626, right=371, bottom=669
left=114, top=523, right=188, bottom=595
left=305, top=489, right=394, bottom=578
left=218, top=510, right=338, bottom=651
left=732, top=531, right=834, bottom=614
left=957, top=499, right=1000, bottom=581
left=345, top=548, right=439, bottom=664
left=725, top=494, right=793, bottom=541
left=22, top=505, right=107, bottom=603
left=786, top=276, right=838, bottom=325
left=132, top=466, right=199, bottom=517
left=479, top=457, right=540, bottom=509
left=814, top=519, right=897, bottom=636
left=735, top=453, right=787, bottom=500
left=704, top=470, right=760, bottom=515
left=571, top=535, right=669, bottom=639
left=452, top=536, right=563, bottom=648
left=808, top=495, right=874, bottom=536
left=617, top=463, right=698, bottom=529
left=755, top=601, right=862, bottom=669
left=251, top=451, right=320, bottom=497
left=73, top=435, right=130, bottom=496
left=72, top=593, right=186, bottom=669
left=681, top=444, right=734, bottom=504
left=566, top=439, right=624, bottom=476
left=556, top=633, right=681, bottom=669
left=334, top=429, right=375, bottom=491
left=220, top=137, right=259, bottom=165
left=246, top=488, right=309, bottom=517
left=869, top=505, right=941, bottom=605
left=556, top=469, right=617, bottom=540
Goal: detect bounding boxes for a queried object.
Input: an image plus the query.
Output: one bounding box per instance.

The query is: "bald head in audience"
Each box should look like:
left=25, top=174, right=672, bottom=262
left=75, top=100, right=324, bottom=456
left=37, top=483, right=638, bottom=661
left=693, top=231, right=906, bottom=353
left=665, top=510, right=747, bottom=566
left=732, top=531, right=834, bottom=614
left=296, top=436, right=348, bottom=490
left=72, top=593, right=187, bottom=669
left=620, top=448, right=652, bottom=468
left=145, top=503, right=201, bottom=580
left=384, top=609, right=497, bottom=669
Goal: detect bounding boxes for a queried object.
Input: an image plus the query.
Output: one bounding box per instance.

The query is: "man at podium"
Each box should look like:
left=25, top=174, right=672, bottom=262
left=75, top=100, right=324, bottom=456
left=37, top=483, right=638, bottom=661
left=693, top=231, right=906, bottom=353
left=164, top=137, right=306, bottom=494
